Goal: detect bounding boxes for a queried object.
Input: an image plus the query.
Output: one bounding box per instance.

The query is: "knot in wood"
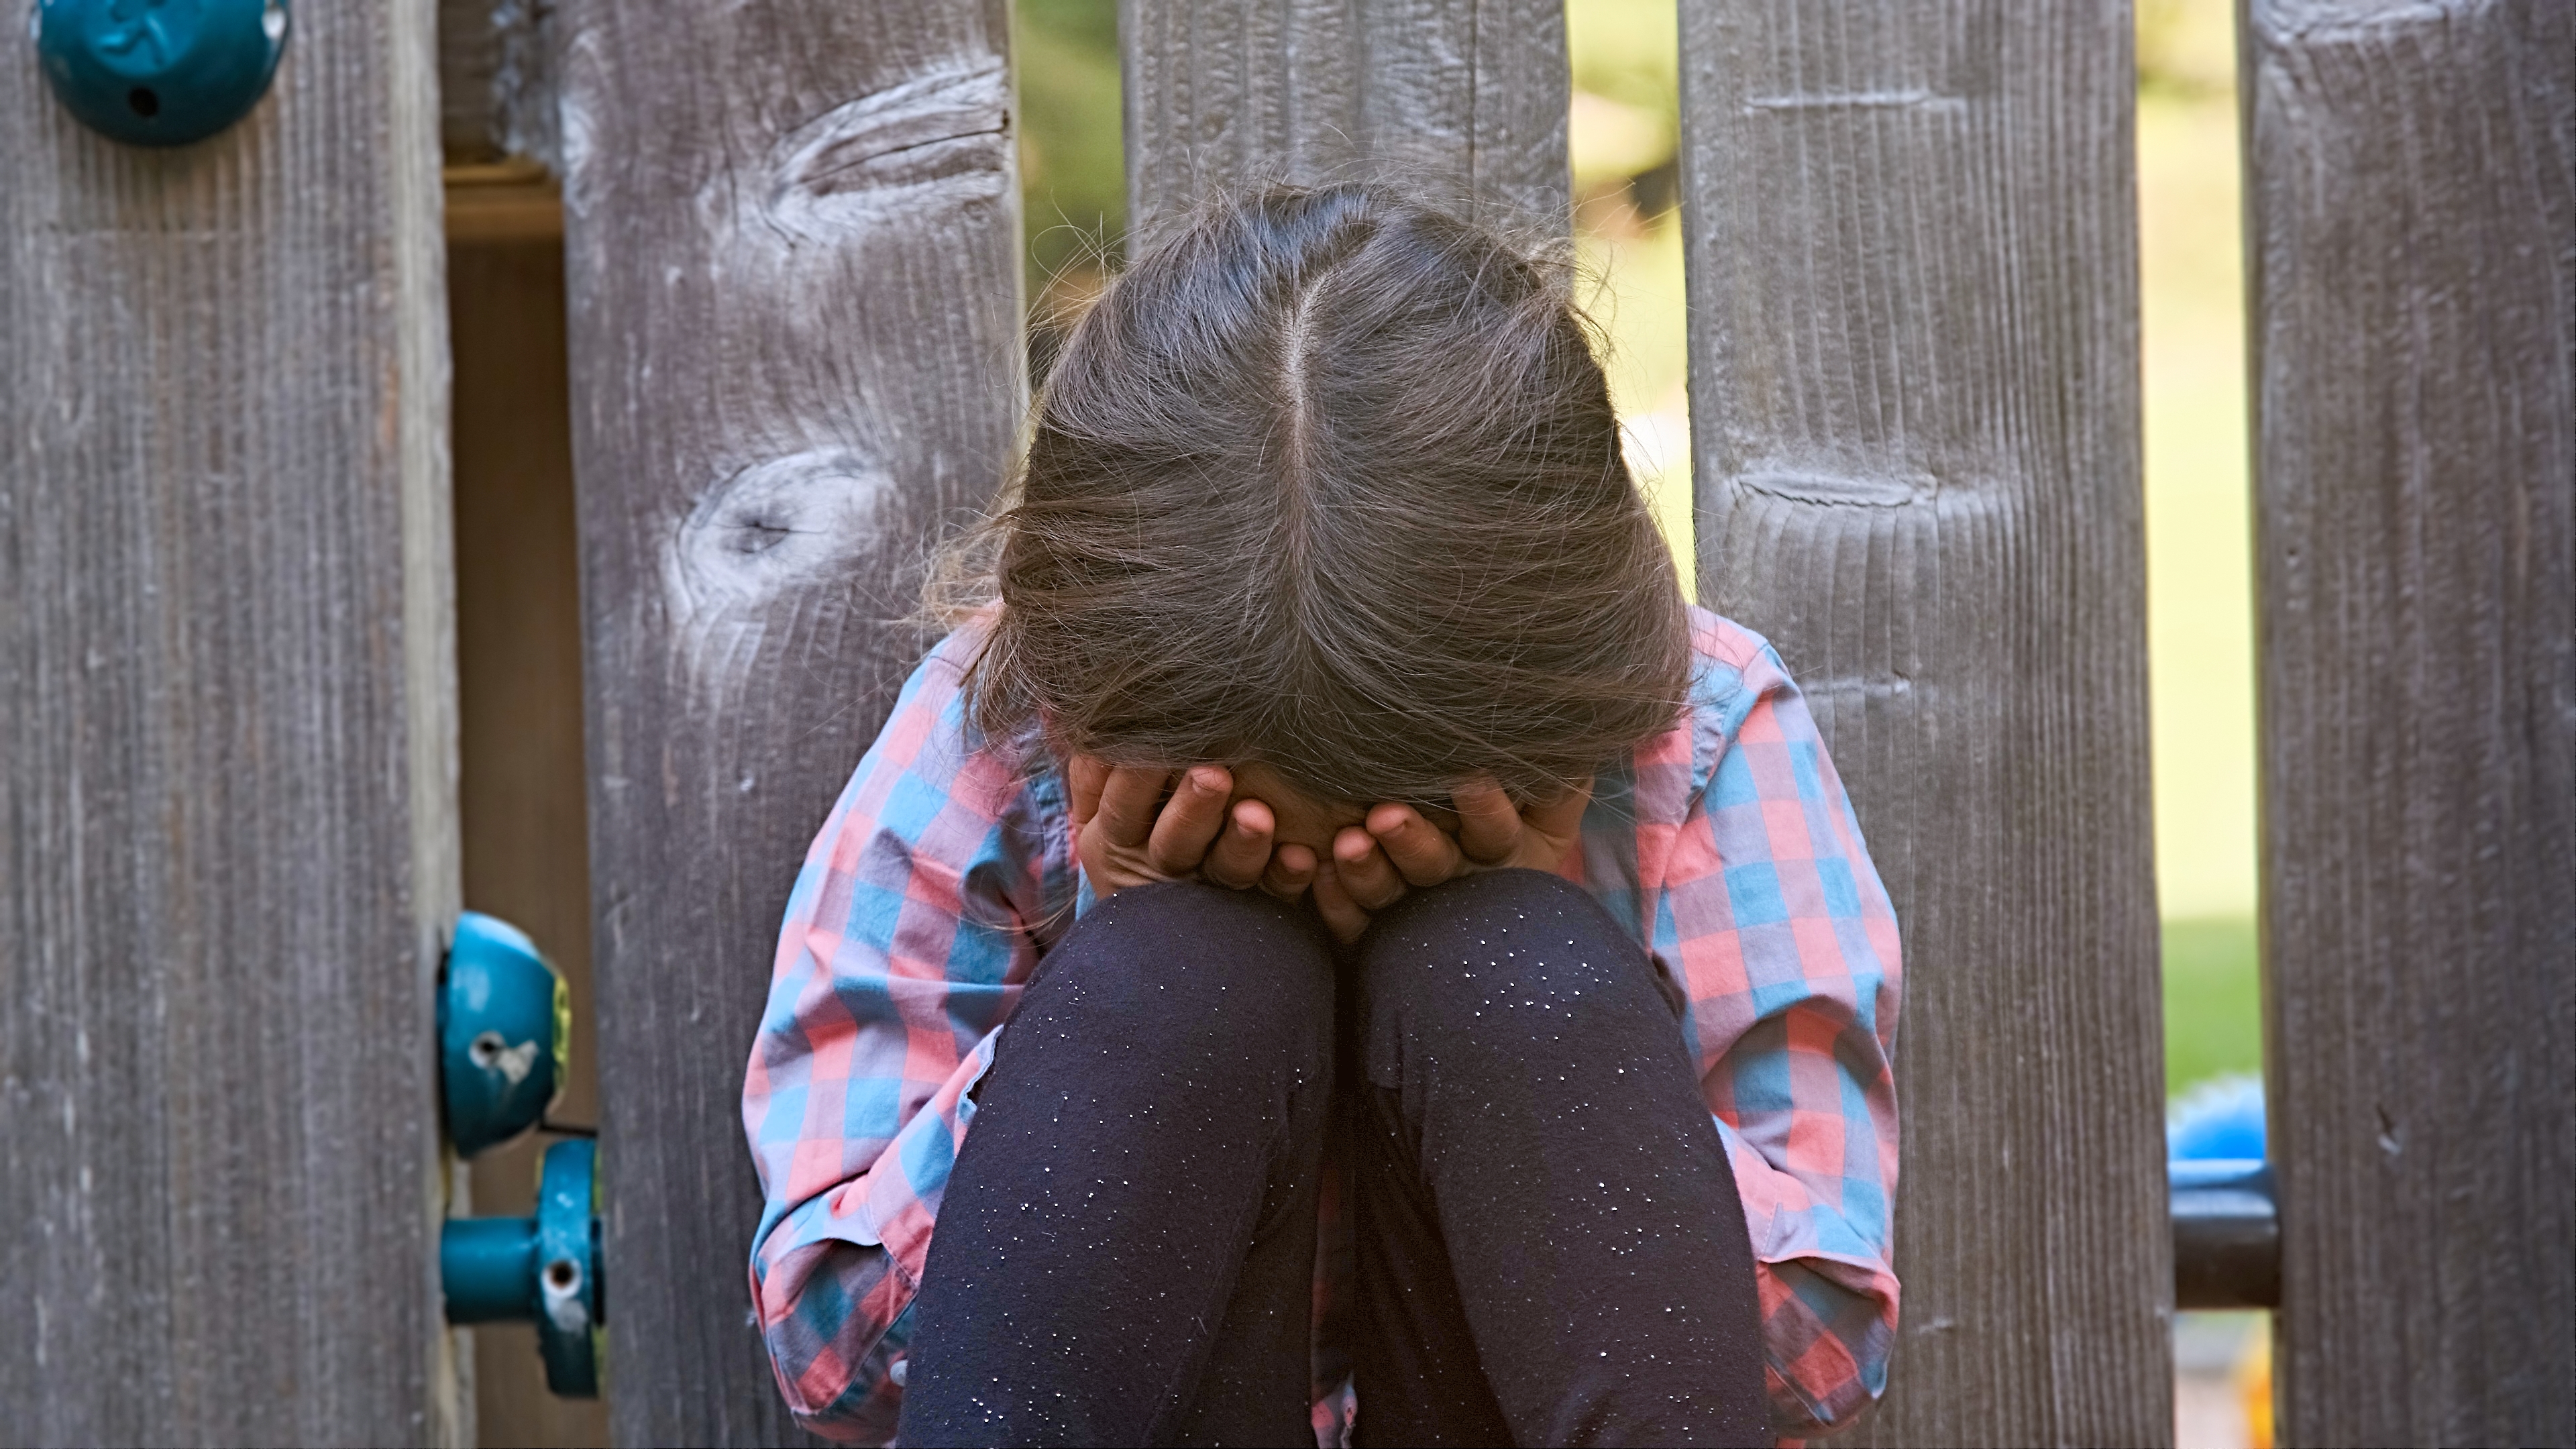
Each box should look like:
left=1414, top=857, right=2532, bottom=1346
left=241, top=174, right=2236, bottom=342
left=766, top=60, right=1013, bottom=235
left=669, top=449, right=891, bottom=621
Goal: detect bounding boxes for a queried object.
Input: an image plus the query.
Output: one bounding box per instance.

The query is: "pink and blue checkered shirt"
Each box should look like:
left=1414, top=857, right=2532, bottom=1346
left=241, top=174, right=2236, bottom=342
left=744, top=606, right=1902, bottom=1444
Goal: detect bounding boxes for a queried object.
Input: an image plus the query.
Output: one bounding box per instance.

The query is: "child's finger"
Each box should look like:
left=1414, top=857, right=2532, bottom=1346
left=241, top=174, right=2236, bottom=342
left=1146, top=765, right=1233, bottom=875
left=1332, top=826, right=1407, bottom=912
left=1069, top=754, right=1110, bottom=829
left=1261, top=841, right=1318, bottom=902
left=1201, top=797, right=1275, bottom=890
left=1367, top=802, right=1462, bottom=887
left=1452, top=773, right=1521, bottom=865
left=1309, top=861, right=1371, bottom=944
left=1092, top=765, right=1172, bottom=851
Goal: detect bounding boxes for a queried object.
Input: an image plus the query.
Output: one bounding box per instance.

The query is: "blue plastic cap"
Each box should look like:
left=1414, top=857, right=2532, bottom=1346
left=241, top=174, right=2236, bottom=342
left=439, top=912, right=570, bottom=1157
left=34, top=0, right=290, bottom=148
left=2167, top=1073, right=2267, bottom=1162
left=535, top=1138, right=604, bottom=1398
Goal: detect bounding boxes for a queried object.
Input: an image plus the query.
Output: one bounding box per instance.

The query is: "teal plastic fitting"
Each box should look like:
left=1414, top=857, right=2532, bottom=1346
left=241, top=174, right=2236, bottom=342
left=439, top=912, right=570, bottom=1157
left=34, top=0, right=290, bottom=148
left=440, top=1138, right=604, bottom=1398
left=534, top=1138, right=604, bottom=1397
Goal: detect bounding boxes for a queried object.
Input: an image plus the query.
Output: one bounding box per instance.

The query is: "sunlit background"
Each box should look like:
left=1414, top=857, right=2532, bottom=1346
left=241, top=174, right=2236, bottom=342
left=1010, top=3, right=2269, bottom=1434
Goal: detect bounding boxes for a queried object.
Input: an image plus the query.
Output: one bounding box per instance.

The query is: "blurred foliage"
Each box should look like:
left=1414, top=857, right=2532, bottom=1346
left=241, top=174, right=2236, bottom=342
left=2138, top=0, right=2235, bottom=97
left=1015, top=0, right=1124, bottom=304
left=1566, top=0, right=1678, bottom=195
left=2163, top=917, right=2263, bottom=1095
left=1567, top=0, right=1676, bottom=110
left=1009, top=0, right=1703, bottom=284
left=2140, top=91, right=2257, bottom=922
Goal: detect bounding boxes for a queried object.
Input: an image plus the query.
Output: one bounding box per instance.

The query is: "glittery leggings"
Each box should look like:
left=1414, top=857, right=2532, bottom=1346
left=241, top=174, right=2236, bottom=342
left=897, top=870, right=1768, bottom=1449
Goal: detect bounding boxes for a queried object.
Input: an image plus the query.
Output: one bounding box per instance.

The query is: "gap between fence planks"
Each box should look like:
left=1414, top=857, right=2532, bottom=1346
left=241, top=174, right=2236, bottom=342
left=0, top=0, right=464, bottom=1444
left=450, top=231, right=611, bottom=1449
left=1679, top=0, right=2172, bottom=1443
left=2245, top=2, right=2576, bottom=1444
left=552, top=0, right=1027, bottom=1440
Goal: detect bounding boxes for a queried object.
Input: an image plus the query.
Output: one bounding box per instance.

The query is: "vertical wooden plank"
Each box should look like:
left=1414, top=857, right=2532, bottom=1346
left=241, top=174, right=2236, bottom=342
left=1677, top=2, right=2169, bottom=1444
left=0, top=0, right=464, bottom=1444
left=1120, top=0, right=1568, bottom=236
left=552, top=0, right=1026, bottom=1440
left=2243, top=2, right=2576, bottom=1444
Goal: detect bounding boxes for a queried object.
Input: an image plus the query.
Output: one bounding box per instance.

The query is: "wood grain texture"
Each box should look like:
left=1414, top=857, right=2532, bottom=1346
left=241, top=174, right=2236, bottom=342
left=1121, top=0, right=1568, bottom=237
left=452, top=235, right=611, bottom=1449
left=439, top=0, right=558, bottom=166
left=2243, top=2, right=2576, bottom=1444
left=1677, top=1, right=2169, bottom=1443
left=553, top=0, right=1025, bottom=1440
left=0, top=0, right=464, bottom=1444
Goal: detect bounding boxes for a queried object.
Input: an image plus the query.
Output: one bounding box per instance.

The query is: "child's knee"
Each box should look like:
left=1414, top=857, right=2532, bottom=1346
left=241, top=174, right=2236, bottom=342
left=1353, top=869, right=1654, bottom=1060
left=1037, top=879, right=1336, bottom=1065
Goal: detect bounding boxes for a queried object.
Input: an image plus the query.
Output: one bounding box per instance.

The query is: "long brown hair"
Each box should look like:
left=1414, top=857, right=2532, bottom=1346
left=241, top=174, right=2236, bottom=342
left=945, top=182, right=1689, bottom=808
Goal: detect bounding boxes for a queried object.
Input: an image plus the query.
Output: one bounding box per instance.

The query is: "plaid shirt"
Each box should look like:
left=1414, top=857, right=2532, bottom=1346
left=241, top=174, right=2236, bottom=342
left=744, top=606, right=1902, bottom=1444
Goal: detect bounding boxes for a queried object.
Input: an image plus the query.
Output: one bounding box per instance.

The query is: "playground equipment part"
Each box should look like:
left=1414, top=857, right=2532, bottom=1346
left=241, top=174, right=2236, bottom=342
left=33, top=0, right=287, bottom=147
left=442, top=1138, right=604, bottom=1399
left=2168, top=1077, right=2279, bottom=1310
left=436, top=912, right=604, bottom=1398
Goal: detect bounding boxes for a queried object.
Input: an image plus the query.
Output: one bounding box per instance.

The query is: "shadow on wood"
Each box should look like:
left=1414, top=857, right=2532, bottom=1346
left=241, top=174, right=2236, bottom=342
left=452, top=218, right=612, bottom=1449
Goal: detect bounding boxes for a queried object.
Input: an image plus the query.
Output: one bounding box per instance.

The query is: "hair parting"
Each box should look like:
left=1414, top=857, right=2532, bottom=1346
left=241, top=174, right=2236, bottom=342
left=925, top=182, right=1691, bottom=811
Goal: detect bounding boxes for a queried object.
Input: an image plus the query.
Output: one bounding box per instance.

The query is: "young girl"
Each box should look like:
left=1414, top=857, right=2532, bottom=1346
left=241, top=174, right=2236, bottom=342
left=743, top=185, right=1901, bottom=1448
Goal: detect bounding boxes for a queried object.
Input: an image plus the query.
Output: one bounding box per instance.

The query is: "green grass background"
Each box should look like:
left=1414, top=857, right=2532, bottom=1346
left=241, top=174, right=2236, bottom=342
left=1012, top=0, right=2267, bottom=1098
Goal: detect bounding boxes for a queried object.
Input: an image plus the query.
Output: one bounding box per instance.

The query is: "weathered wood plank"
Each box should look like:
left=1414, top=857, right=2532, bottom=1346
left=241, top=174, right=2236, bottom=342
left=2244, top=2, right=2576, bottom=1443
left=1121, top=0, right=1568, bottom=237
left=1677, top=1, right=2169, bottom=1443
left=439, top=0, right=557, bottom=166
left=0, top=1, right=463, bottom=1444
left=553, top=0, right=1026, bottom=1440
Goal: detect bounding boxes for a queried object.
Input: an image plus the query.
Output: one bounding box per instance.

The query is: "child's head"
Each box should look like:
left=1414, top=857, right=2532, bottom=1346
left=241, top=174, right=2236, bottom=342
left=961, top=182, right=1689, bottom=809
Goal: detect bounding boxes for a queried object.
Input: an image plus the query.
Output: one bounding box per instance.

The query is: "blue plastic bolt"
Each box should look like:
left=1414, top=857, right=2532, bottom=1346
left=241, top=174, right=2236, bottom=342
left=440, top=1138, right=605, bottom=1397
left=439, top=912, right=571, bottom=1157
left=34, top=0, right=289, bottom=148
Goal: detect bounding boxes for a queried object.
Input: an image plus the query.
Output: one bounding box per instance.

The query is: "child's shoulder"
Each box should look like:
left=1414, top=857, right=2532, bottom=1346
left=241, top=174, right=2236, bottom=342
left=919, top=606, right=1000, bottom=678
left=1683, top=604, right=1790, bottom=696
left=887, top=609, right=1007, bottom=727
left=905, top=612, right=1068, bottom=788
left=1667, top=606, right=1803, bottom=787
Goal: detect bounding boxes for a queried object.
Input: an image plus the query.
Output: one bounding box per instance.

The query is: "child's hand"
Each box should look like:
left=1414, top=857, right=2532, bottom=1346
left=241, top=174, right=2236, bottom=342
left=1309, top=775, right=1593, bottom=943
left=1069, top=757, right=1320, bottom=902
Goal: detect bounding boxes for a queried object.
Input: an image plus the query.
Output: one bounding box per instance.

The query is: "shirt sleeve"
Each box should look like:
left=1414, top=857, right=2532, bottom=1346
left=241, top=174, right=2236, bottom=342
left=1654, top=637, right=1904, bottom=1438
left=741, top=631, right=1070, bottom=1444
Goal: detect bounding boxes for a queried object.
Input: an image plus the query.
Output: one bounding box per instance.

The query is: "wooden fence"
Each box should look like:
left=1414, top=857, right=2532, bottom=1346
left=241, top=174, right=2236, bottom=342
left=3, top=1, right=462, bottom=1442
left=3, top=0, right=2567, bottom=1444
left=2245, top=3, right=2572, bottom=1443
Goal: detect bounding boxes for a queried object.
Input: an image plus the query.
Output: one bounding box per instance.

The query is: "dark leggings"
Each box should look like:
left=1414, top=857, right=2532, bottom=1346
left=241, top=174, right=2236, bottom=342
left=897, top=871, right=1768, bottom=1448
